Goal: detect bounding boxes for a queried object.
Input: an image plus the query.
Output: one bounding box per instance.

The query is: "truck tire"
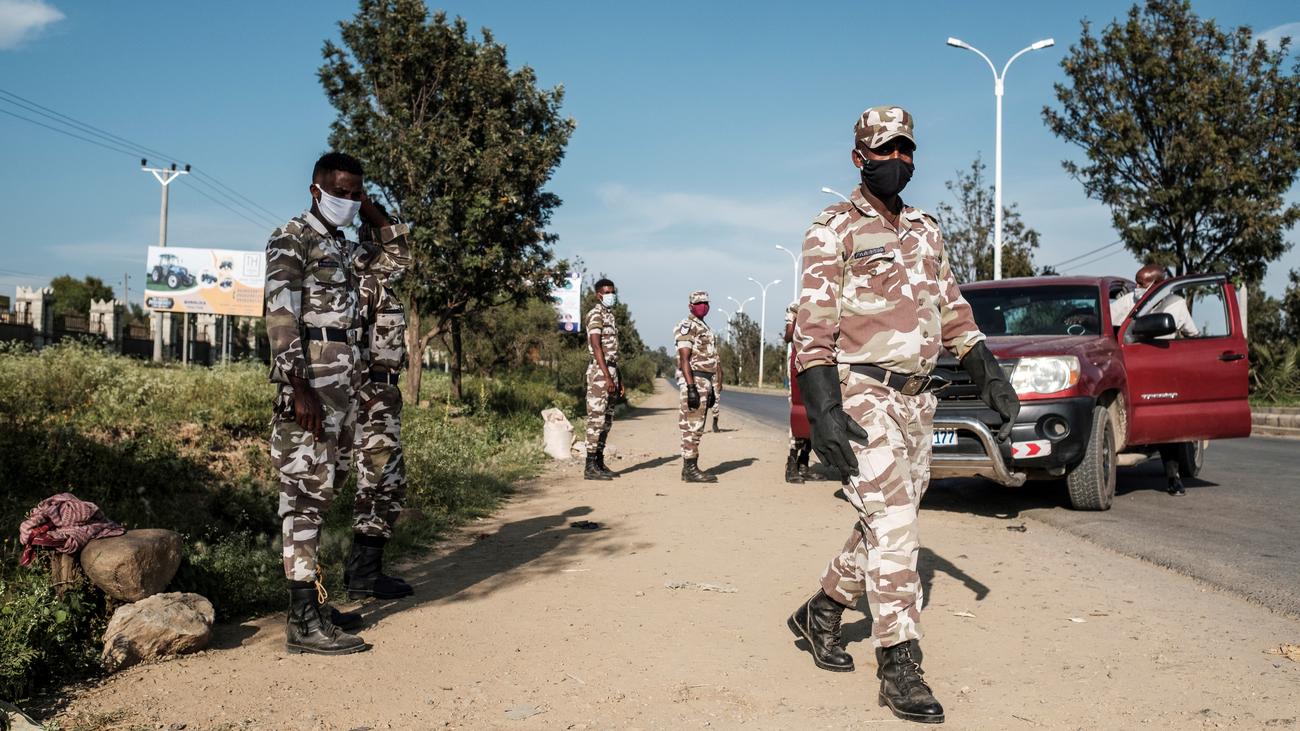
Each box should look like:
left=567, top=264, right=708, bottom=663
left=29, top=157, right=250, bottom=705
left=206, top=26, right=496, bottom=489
left=150, top=268, right=162, bottom=283
left=1174, top=439, right=1207, bottom=479
left=1066, top=405, right=1116, bottom=510
left=167, top=274, right=178, bottom=289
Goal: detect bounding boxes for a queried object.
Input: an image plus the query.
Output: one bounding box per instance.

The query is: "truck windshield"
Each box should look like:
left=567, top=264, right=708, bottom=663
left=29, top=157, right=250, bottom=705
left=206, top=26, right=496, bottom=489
left=963, top=285, right=1102, bottom=336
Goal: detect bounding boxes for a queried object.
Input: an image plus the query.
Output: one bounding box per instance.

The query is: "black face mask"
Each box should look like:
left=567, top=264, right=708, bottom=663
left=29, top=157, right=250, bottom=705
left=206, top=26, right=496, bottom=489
left=860, top=158, right=915, bottom=200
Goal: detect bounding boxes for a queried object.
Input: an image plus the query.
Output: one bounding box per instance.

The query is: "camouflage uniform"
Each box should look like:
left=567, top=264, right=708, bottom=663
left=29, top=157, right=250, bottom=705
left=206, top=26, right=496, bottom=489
left=266, top=211, right=409, bottom=582
left=584, top=301, right=619, bottom=452
left=674, top=291, right=720, bottom=459
left=794, top=108, right=984, bottom=649
left=349, top=259, right=408, bottom=539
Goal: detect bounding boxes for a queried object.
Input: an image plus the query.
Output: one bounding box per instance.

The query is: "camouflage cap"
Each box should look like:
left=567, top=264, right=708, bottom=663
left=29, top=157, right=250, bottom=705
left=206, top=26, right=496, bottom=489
left=689, top=290, right=710, bottom=304
left=854, top=106, right=915, bottom=152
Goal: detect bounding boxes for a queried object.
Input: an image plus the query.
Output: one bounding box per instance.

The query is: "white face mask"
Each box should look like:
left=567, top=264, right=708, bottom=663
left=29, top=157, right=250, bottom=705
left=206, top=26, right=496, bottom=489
left=600, top=293, right=617, bottom=308
left=313, top=184, right=362, bottom=228
left=1134, top=287, right=1148, bottom=301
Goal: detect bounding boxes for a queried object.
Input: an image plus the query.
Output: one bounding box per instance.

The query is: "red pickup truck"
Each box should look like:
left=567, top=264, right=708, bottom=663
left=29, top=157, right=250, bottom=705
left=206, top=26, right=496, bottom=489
left=790, top=273, right=1251, bottom=510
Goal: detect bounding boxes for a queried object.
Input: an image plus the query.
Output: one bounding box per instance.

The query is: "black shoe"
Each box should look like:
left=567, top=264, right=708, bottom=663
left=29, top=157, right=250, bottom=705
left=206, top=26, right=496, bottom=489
left=595, top=450, right=619, bottom=478
left=325, top=603, right=363, bottom=632
left=585, top=455, right=614, bottom=481
left=1167, top=477, right=1186, bottom=496
left=285, top=581, right=368, bottom=655
left=786, top=589, right=854, bottom=672
left=681, top=457, right=718, bottom=483
left=877, top=640, right=944, bottom=724
left=345, top=534, right=414, bottom=600
left=785, top=449, right=805, bottom=484
left=798, top=451, right=812, bottom=479
left=712, top=417, right=720, bottom=433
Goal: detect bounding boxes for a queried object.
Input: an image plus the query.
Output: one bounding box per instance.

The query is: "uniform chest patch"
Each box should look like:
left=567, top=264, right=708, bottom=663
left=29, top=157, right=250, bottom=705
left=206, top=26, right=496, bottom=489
left=316, top=259, right=340, bottom=268
left=852, top=246, right=887, bottom=260
left=679, top=324, right=690, bottom=335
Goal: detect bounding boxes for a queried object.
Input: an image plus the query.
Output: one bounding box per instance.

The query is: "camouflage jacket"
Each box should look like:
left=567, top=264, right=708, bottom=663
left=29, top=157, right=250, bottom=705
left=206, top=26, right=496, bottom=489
left=793, top=186, right=984, bottom=377
left=585, top=303, right=619, bottom=363
left=264, top=211, right=410, bottom=386
left=673, top=315, right=719, bottom=373
left=358, top=275, right=407, bottom=373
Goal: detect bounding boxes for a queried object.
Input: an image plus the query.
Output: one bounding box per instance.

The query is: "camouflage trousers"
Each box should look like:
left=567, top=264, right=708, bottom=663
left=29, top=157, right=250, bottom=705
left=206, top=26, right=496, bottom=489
left=351, top=381, right=406, bottom=538
left=677, top=373, right=714, bottom=459
left=271, top=375, right=355, bottom=582
left=820, top=366, right=936, bottom=649
left=585, top=362, right=617, bottom=451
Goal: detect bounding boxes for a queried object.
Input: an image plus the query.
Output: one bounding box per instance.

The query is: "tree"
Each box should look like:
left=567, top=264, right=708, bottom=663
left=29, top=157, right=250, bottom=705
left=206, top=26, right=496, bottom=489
left=320, top=0, right=576, bottom=400
left=718, top=312, right=759, bottom=386
left=933, top=155, right=1040, bottom=282
left=48, top=275, right=114, bottom=318
left=1043, top=0, right=1300, bottom=282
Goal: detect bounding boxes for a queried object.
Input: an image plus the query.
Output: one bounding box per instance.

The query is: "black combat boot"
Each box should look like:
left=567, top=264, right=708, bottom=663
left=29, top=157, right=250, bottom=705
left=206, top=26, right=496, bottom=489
left=681, top=457, right=718, bottom=483
left=345, top=534, right=414, bottom=600
left=785, top=448, right=805, bottom=484
left=787, top=589, right=854, bottom=672
left=585, top=455, right=614, bottom=481
left=595, top=450, right=619, bottom=478
left=712, top=416, right=720, bottom=433
left=797, top=446, right=812, bottom=479
left=285, top=581, right=367, bottom=655
left=877, top=640, right=944, bottom=724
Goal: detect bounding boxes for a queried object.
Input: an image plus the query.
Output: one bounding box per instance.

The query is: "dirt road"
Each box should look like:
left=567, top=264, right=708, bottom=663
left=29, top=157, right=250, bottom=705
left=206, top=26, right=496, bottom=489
left=60, top=381, right=1300, bottom=730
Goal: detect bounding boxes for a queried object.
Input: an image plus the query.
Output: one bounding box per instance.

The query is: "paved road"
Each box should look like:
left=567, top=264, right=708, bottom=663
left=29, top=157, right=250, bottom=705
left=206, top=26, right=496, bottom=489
left=722, top=387, right=1300, bottom=618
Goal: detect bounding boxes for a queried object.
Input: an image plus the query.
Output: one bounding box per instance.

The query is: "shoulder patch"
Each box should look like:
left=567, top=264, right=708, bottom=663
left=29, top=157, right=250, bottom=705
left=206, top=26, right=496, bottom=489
left=811, top=201, right=854, bottom=227
left=679, top=323, right=691, bottom=335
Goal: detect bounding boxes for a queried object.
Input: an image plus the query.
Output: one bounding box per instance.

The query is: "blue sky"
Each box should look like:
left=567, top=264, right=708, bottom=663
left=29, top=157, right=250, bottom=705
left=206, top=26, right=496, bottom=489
left=1, top=0, right=1297, bottom=350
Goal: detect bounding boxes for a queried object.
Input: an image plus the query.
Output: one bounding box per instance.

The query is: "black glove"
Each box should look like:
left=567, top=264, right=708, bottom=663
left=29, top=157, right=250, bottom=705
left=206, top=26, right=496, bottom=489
left=686, top=384, right=701, bottom=410
left=796, top=365, right=869, bottom=481
left=961, top=341, right=1020, bottom=441
left=706, top=386, right=716, bottom=410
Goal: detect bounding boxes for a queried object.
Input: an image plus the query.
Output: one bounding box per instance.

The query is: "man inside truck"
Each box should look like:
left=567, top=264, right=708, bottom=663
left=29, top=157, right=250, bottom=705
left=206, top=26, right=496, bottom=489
left=1110, top=264, right=1200, bottom=339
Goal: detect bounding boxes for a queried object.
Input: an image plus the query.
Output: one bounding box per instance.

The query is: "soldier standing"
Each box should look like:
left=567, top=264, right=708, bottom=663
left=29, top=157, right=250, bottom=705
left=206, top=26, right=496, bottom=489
left=265, top=152, right=409, bottom=656
left=786, top=108, right=1019, bottom=723
left=783, top=301, right=813, bottom=483
left=674, top=291, right=721, bottom=483
left=340, top=213, right=415, bottom=600
left=584, top=278, right=622, bottom=480
left=709, top=391, right=722, bottom=433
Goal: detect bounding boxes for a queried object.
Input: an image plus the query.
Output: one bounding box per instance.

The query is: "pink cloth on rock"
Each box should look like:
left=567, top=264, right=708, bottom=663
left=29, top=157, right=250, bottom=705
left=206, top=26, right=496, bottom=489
left=18, top=492, right=125, bottom=565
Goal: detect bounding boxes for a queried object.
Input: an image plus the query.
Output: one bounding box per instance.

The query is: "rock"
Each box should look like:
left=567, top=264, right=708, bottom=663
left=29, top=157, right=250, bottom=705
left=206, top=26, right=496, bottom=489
left=81, top=529, right=183, bottom=601
left=101, top=592, right=214, bottom=672
left=2, top=700, right=43, bottom=730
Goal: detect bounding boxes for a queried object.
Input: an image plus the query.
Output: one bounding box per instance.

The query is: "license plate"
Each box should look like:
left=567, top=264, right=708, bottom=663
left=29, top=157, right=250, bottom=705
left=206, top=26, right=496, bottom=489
left=932, top=429, right=957, bottom=447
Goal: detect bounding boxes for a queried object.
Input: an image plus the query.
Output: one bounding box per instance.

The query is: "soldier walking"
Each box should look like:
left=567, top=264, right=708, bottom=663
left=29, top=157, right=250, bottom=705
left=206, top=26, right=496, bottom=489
left=674, top=291, right=722, bottom=483
left=265, top=152, right=409, bottom=656
left=786, top=108, right=1019, bottom=723
left=783, top=301, right=813, bottom=483
left=584, top=278, right=622, bottom=480
left=339, top=213, right=415, bottom=601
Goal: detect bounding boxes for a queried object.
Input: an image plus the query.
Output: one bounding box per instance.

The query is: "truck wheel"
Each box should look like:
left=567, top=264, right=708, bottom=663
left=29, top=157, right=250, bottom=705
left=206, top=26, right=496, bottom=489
left=167, top=274, right=178, bottom=289
left=150, top=269, right=162, bottom=283
left=1175, top=440, right=1207, bottom=479
left=1066, top=405, right=1116, bottom=511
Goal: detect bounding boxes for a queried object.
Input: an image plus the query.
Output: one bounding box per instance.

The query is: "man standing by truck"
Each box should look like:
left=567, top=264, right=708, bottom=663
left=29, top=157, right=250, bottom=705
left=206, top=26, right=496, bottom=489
left=786, top=107, right=1019, bottom=724
left=783, top=300, right=812, bottom=483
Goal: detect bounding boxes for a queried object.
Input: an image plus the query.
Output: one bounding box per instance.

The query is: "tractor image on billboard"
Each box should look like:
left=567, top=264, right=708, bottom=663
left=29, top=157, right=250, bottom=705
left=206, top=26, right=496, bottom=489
left=149, top=253, right=196, bottom=290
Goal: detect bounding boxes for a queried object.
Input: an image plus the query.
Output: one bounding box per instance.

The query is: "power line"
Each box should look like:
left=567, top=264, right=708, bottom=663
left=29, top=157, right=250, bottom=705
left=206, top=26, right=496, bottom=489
left=1060, top=246, right=1129, bottom=274
left=0, top=89, right=283, bottom=228
left=184, top=179, right=278, bottom=232
left=0, top=87, right=186, bottom=164
left=1046, top=238, right=1125, bottom=269
left=186, top=174, right=279, bottom=229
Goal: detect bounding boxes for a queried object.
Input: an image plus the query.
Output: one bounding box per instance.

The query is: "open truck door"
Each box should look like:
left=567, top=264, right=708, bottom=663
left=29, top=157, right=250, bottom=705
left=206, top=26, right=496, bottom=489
left=1118, top=274, right=1251, bottom=446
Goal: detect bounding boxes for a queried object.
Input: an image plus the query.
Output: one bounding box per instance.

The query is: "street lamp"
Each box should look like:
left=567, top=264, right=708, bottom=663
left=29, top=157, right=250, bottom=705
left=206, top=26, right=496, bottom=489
left=748, top=277, right=780, bottom=388
left=821, top=186, right=851, bottom=204
left=946, top=36, right=1054, bottom=280
left=726, top=295, right=754, bottom=317
left=774, top=245, right=800, bottom=304
left=725, top=296, right=753, bottom=382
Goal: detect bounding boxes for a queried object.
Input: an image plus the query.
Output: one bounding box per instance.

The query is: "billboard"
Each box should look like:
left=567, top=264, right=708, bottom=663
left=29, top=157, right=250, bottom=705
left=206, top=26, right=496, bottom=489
left=552, top=274, right=583, bottom=333
left=144, top=246, right=265, bottom=316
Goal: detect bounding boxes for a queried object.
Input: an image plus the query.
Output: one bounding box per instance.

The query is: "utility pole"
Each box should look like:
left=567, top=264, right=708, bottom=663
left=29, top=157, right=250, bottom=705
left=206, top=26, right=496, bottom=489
left=141, top=160, right=190, bottom=362
left=121, top=273, right=130, bottom=311
left=747, top=277, right=781, bottom=389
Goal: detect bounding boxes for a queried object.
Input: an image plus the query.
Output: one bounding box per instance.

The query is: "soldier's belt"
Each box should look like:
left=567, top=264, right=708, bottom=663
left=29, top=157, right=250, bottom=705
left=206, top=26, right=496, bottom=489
left=691, top=370, right=715, bottom=380
left=369, top=369, right=401, bottom=386
left=849, top=364, right=950, bottom=396
left=304, top=326, right=356, bottom=344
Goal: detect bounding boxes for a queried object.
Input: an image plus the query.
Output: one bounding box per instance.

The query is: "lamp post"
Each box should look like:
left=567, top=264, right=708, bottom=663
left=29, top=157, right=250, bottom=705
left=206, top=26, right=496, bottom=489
left=946, top=36, right=1055, bottom=280
left=775, top=245, right=801, bottom=385
left=726, top=296, right=754, bottom=383
left=748, top=277, right=780, bottom=388
left=141, top=160, right=190, bottom=363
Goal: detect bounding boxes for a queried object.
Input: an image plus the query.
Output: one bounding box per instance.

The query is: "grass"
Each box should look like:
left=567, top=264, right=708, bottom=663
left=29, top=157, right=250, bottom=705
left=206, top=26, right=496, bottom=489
left=0, top=342, right=575, bottom=703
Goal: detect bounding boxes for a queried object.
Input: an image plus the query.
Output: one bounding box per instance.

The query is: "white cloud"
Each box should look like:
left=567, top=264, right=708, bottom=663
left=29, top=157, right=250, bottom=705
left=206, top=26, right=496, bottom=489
left=0, top=0, right=63, bottom=49
left=1256, top=22, right=1300, bottom=53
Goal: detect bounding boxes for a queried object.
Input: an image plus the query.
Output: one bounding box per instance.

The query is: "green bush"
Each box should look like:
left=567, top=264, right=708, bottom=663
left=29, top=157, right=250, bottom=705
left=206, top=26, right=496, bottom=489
left=0, top=554, right=104, bottom=701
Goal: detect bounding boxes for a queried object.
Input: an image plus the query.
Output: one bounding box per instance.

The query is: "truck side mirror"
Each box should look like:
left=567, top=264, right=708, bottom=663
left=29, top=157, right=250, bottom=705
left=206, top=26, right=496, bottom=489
left=1130, top=312, right=1176, bottom=340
